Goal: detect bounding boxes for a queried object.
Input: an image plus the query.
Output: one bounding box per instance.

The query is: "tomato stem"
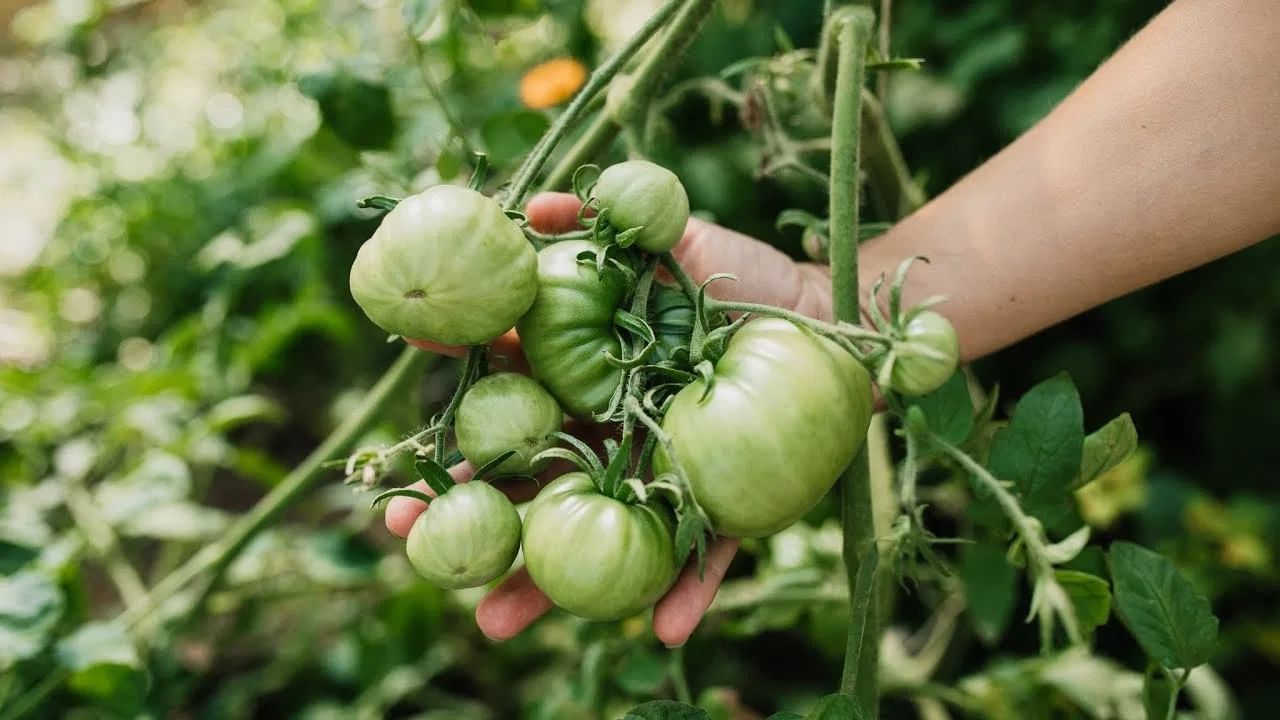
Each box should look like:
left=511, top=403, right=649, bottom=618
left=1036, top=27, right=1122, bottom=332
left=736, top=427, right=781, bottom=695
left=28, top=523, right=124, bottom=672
left=502, top=0, right=685, bottom=211
left=541, top=0, right=718, bottom=192
left=826, top=6, right=880, bottom=712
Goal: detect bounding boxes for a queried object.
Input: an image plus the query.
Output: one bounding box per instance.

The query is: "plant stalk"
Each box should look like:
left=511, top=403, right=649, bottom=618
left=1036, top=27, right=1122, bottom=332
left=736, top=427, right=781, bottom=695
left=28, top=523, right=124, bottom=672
left=123, top=348, right=432, bottom=630
left=827, top=6, right=879, bottom=713
left=541, top=0, right=717, bottom=192
left=504, top=0, right=685, bottom=208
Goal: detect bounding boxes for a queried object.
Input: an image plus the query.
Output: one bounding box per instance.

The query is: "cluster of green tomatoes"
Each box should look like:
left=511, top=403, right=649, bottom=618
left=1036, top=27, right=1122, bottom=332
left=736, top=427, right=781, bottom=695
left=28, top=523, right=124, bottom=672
left=348, top=160, right=959, bottom=620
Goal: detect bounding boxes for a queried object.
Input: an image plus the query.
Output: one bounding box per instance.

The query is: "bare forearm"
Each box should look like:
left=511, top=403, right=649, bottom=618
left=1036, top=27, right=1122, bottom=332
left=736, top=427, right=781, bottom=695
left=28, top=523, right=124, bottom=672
left=861, top=0, right=1280, bottom=360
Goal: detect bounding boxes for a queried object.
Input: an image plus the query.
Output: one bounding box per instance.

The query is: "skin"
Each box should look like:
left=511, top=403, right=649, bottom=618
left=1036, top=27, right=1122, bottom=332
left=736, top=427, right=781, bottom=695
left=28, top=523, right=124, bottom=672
left=388, top=0, right=1280, bottom=646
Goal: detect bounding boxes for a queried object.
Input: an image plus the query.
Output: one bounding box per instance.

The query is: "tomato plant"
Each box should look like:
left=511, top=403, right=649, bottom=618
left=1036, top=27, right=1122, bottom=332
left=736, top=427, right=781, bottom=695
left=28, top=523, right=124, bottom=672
left=405, top=481, right=522, bottom=589
left=590, top=159, right=690, bottom=253
left=521, top=472, right=679, bottom=620
left=516, top=239, right=629, bottom=418
left=455, top=372, right=562, bottom=475
left=655, top=317, right=874, bottom=537
left=349, top=184, right=537, bottom=345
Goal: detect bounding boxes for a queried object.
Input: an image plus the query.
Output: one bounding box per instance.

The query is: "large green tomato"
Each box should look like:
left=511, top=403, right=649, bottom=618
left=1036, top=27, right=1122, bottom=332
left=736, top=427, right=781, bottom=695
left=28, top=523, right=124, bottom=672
left=349, top=185, right=537, bottom=345
left=455, top=373, right=563, bottom=475
left=516, top=240, right=628, bottom=418
left=654, top=318, right=873, bottom=537
left=886, top=311, right=960, bottom=396
left=521, top=473, right=679, bottom=620
left=591, top=160, right=689, bottom=254
left=405, top=481, right=521, bottom=589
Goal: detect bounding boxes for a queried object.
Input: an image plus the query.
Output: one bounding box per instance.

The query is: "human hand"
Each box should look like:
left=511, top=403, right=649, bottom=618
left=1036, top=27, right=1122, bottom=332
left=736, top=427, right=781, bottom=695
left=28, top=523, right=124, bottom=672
left=386, top=191, right=835, bottom=645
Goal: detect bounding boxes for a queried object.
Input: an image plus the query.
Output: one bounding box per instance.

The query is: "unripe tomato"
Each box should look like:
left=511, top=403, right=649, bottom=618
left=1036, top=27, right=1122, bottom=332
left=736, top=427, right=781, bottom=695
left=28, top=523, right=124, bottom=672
left=516, top=240, right=628, bottom=418
left=591, top=160, right=689, bottom=254
left=655, top=318, right=873, bottom=537
left=405, top=481, right=521, bottom=589
left=521, top=473, right=679, bottom=620
left=455, top=373, right=563, bottom=475
left=349, top=185, right=537, bottom=345
left=887, top=311, right=959, bottom=396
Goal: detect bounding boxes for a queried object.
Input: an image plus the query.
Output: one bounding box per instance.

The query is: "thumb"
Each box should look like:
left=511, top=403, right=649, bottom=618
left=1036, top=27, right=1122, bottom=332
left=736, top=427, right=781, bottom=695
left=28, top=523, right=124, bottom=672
left=674, top=218, right=834, bottom=321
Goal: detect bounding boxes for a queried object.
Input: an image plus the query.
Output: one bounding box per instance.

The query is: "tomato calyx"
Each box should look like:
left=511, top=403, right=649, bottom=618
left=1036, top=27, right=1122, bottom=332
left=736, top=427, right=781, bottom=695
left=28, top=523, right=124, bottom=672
left=865, top=256, right=960, bottom=396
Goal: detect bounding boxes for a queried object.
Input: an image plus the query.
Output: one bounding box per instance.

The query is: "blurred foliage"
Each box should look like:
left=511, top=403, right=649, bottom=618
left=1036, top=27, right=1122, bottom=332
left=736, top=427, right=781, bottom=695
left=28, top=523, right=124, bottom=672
left=1, top=0, right=1276, bottom=717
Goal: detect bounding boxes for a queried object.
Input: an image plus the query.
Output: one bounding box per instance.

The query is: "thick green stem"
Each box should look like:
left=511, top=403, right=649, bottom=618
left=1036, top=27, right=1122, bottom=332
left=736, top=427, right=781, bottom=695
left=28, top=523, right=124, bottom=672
left=670, top=647, right=692, bottom=704
left=827, top=6, right=878, bottom=713
left=543, top=114, right=620, bottom=192
left=540, top=0, right=717, bottom=192
left=123, top=348, right=432, bottom=630
left=504, top=0, right=685, bottom=208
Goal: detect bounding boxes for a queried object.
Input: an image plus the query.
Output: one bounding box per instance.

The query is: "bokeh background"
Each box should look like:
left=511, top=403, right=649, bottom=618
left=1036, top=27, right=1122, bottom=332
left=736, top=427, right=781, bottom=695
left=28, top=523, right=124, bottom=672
left=2, top=0, right=1277, bottom=717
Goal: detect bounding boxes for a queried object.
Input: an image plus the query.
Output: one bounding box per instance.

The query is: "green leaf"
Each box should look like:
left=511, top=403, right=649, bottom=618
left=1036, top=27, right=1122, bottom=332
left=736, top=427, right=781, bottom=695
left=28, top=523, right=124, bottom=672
left=299, top=71, right=396, bottom=150
left=0, top=570, right=65, bottom=668
left=623, top=700, right=711, bottom=720
left=402, top=0, right=442, bottom=37
left=1071, top=413, right=1138, bottom=491
left=961, top=540, right=1016, bottom=644
left=768, top=714, right=805, bottom=720
left=57, top=621, right=148, bottom=713
left=203, top=394, right=286, bottom=431
left=1109, top=542, right=1219, bottom=669
left=470, top=450, right=518, bottom=482
left=1054, top=570, right=1112, bottom=636
left=805, top=693, right=867, bottom=720
left=482, top=110, right=550, bottom=167
left=907, top=371, right=971, bottom=445
left=986, top=373, right=1084, bottom=523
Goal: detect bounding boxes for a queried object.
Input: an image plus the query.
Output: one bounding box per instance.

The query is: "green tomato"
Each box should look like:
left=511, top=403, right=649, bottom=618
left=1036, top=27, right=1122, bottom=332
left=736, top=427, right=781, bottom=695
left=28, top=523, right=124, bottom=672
left=405, top=481, right=521, bottom=589
left=654, top=318, right=873, bottom=538
left=349, top=185, right=537, bottom=345
left=591, top=160, right=689, bottom=253
left=521, top=473, right=679, bottom=620
left=516, top=240, right=628, bottom=418
left=455, top=373, right=562, bottom=475
left=887, top=311, right=959, bottom=396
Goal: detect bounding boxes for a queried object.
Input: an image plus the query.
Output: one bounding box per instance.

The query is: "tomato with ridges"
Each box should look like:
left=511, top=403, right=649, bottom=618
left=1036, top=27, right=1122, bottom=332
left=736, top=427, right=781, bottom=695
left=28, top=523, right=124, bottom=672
left=654, top=318, right=873, bottom=538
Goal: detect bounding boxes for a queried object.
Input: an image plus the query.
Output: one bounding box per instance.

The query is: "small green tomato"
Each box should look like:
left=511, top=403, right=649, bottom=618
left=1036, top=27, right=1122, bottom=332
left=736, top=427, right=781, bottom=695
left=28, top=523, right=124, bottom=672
left=405, top=481, right=521, bottom=589
left=591, top=160, right=689, bottom=253
left=886, top=311, right=960, bottom=396
left=349, top=185, right=537, bottom=345
left=455, top=373, right=563, bottom=475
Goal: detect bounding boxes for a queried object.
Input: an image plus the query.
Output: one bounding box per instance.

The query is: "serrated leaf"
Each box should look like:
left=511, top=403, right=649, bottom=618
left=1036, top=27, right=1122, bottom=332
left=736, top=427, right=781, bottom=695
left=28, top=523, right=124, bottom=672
left=1109, top=542, right=1219, bottom=669
left=986, top=373, right=1084, bottom=524
left=623, top=700, right=711, bottom=720
left=805, top=693, right=867, bottom=720
left=961, top=541, right=1016, bottom=645
left=57, top=621, right=148, bottom=713
left=907, top=371, right=971, bottom=445
left=0, top=570, right=65, bottom=668
left=1071, top=413, right=1138, bottom=491
left=1054, top=570, right=1111, bottom=636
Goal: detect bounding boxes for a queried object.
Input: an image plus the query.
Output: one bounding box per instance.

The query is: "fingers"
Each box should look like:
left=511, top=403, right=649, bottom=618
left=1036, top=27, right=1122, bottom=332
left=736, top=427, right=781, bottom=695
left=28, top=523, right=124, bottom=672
left=475, top=567, right=555, bottom=640
left=384, top=463, right=476, bottom=537
left=675, top=218, right=834, bottom=321
left=652, top=537, right=740, bottom=648
left=526, top=192, right=588, bottom=233
left=406, top=330, right=526, bottom=371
